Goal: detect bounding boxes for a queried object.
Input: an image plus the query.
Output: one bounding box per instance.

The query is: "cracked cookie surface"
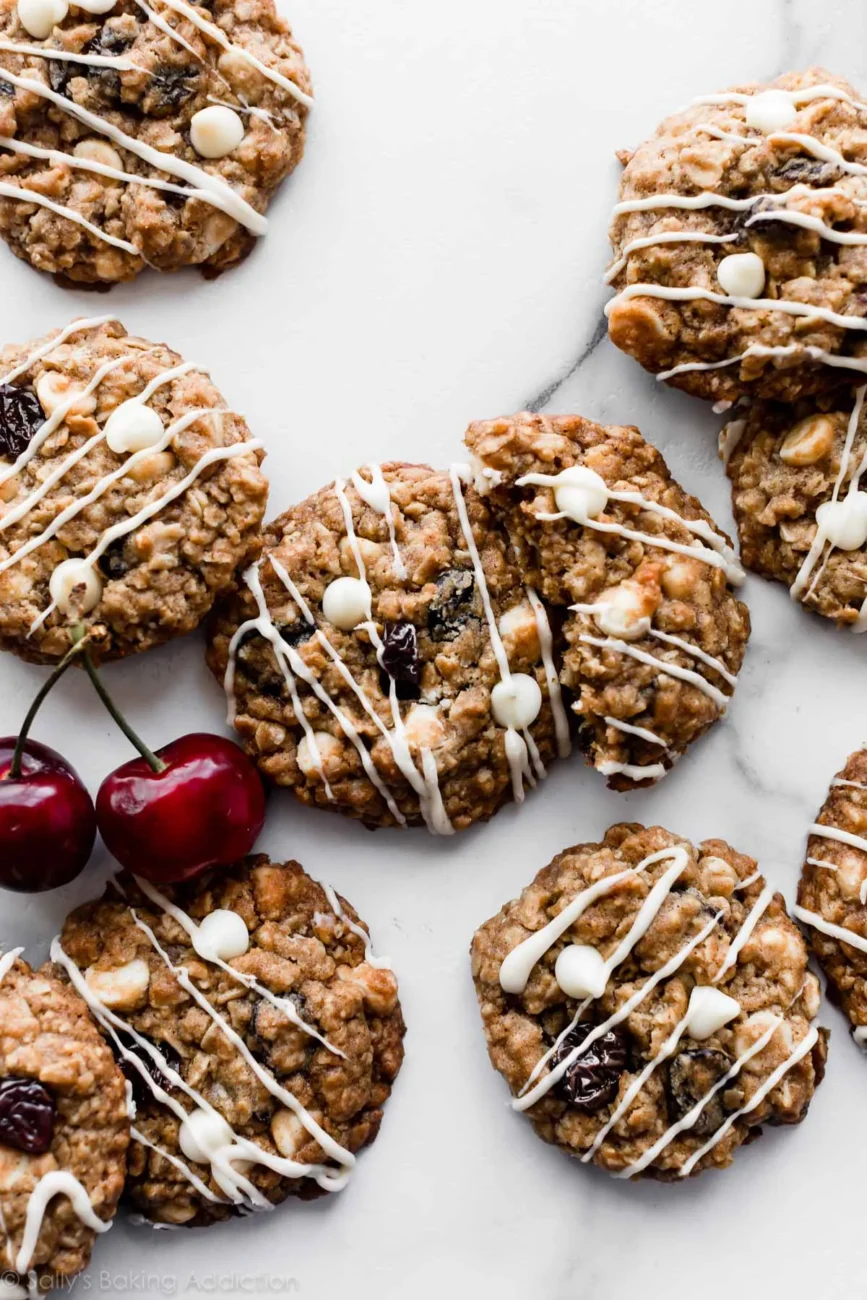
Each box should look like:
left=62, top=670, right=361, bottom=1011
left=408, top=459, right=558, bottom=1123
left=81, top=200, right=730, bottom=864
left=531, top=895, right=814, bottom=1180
left=0, top=316, right=267, bottom=664
left=57, top=855, right=405, bottom=1227
left=465, top=412, right=749, bottom=790
left=0, top=952, right=128, bottom=1292
left=608, top=68, right=867, bottom=403
left=207, top=462, right=567, bottom=832
left=0, top=0, right=310, bottom=282
left=471, top=823, right=826, bottom=1181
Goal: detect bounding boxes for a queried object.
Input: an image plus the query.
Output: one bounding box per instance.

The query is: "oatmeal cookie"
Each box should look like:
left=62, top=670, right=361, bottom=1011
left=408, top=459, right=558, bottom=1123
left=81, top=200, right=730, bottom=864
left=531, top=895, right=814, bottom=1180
left=471, top=823, right=826, bottom=1181
left=465, top=412, right=750, bottom=790
left=207, top=462, right=569, bottom=832
left=0, top=0, right=311, bottom=283
left=0, top=316, right=268, bottom=664
left=55, top=854, right=405, bottom=1227
left=796, top=749, right=867, bottom=1043
left=607, top=68, right=867, bottom=403
left=725, top=387, right=867, bottom=628
left=0, top=950, right=129, bottom=1292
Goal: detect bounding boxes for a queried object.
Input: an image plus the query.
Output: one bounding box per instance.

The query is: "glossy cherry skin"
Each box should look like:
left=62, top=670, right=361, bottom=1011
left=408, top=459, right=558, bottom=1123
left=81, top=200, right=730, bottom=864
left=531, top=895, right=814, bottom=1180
left=0, top=738, right=97, bottom=892
left=96, top=733, right=266, bottom=883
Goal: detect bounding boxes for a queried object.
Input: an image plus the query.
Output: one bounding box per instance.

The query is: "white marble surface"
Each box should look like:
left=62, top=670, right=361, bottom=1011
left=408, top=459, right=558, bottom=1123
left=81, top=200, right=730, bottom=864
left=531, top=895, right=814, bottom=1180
left=1, top=0, right=866, bottom=1296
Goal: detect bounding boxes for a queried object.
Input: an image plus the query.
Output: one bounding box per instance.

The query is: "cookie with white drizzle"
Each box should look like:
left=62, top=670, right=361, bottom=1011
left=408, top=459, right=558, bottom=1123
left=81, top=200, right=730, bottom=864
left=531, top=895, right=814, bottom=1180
left=465, top=412, right=749, bottom=790
left=0, top=316, right=267, bottom=664
left=607, top=68, right=867, bottom=403
left=207, top=462, right=567, bottom=832
left=796, top=749, right=867, bottom=1043
left=0, top=0, right=310, bottom=282
left=55, top=854, right=404, bottom=1227
left=726, top=385, right=867, bottom=629
left=471, top=823, right=827, bottom=1181
left=0, top=949, right=128, bottom=1293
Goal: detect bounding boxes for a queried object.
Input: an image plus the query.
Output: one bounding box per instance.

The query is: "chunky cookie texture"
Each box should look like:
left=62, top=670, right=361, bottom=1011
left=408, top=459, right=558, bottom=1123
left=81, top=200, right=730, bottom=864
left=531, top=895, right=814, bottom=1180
left=0, top=0, right=311, bottom=283
left=608, top=68, right=867, bottom=403
left=57, top=855, right=405, bottom=1227
left=725, top=389, right=867, bottom=628
left=465, top=412, right=749, bottom=790
left=207, top=462, right=567, bottom=832
left=796, top=750, right=867, bottom=1040
left=0, top=317, right=267, bottom=664
left=471, top=824, right=826, bottom=1181
left=0, top=953, right=129, bottom=1292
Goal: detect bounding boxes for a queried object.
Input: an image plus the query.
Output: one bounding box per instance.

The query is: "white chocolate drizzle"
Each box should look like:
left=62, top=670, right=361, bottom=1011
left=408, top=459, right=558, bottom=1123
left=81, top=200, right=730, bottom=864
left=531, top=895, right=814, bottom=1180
left=0, top=948, right=24, bottom=983
left=321, top=882, right=392, bottom=970
left=660, top=342, right=867, bottom=382
left=15, top=1172, right=111, bottom=1275
left=351, top=466, right=406, bottom=578
left=0, top=178, right=138, bottom=253
left=577, top=634, right=730, bottom=710
left=596, top=759, right=667, bottom=782
left=606, top=281, right=867, bottom=334
left=527, top=587, right=571, bottom=758
left=711, top=883, right=774, bottom=982
left=0, top=316, right=113, bottom=387
left=604, top=716, right=667, bottom=746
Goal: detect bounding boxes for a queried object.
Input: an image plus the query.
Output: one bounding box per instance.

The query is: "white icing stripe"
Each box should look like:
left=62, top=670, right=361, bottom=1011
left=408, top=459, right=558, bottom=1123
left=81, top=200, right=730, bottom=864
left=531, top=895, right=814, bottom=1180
left=619, top=1016, right=781, bottom=1177
left=771, top=131, right=867, bottom=177
left=527, top=587, right=571, bottom=758
left=734, top=869, right=763, bottom=891
left=449, top=464, right=511, bottom=683
left=712, top=883, right=774, bottom=982
left=606, top=231, right=732, bottom=282
left=832, top=777, right=867, bottom=791
left=351, top=466, right=406, bottom=579
left=604, top=716, right=667, bottom=746
left=692, top=84, right=867, bottom=113
left=0, top=408, right=233, bottom=576
left=578, top=634, right=729, bottom=709
left=806, top=856, right=837, bottom=871
left=648, top=628, right=738, bottom=688
left=15, top=1173, right=110, bottom=1274
left=0, top=136, right=206, bottom=202
left=719, top=418, right=747, bottom=466
left=794, top=905, right=867, bottom=953
left=596, top=759, right=667, bottom=781
left=607, top=282, right=867, bottom=332
left=0, top=361, right=194, bottom=534
left=145, top=0, right=313, bottom=108
left=0, top=948, right=24, bottom=983
left=678, top=1026, right=819, bottom=1177
left=127, top=875, right=346, bottom=1056
left=0, top=315, right=114, bottom=387
left=267, top=553, right=315, bottom=624
left=660, top=342, right=867, bottom=382
left=0, top=177, right=139, bottom=253
left=605, top=488, right=742, bottom=575
left=0, top=38, right=139, bottom=68
left=353, top=622, right=454, bottom=835
left=128, top=909, right=354, bottom=1178
left=0, top=68, right=267, bottom=235
left=130, top=1126, right=223, bottom=1205
left=321, top=882, right=392, bottom=970
left=809, top=822, right=867, bottom=854
left=334, top=478, right=368, bottom=582
left=746, top=207, right=867, bottom=245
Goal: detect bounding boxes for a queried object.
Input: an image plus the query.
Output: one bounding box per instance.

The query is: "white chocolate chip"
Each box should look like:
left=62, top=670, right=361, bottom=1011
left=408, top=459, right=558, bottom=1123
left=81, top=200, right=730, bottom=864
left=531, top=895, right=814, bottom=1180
left=85, top=958, right=150, bottom=1011
left=554, top=944, right=608, bottom=999
left=36, top=371, right=96, bottom=418
left=49, top=558, right=102, bottom=615
left=321, top=576, right=371, bottom=631
left=594, top=583, right=651, bottom=641
left=779, top=414, right=836, bottom=466
left=297, top=731, right=341, bottom=778
left=16, top=0, right=67, bottom=38
left=498, top=602, right=536, bottom=642
left=105, top=399, right=165, bottom=454
left=190, top=105, right=245, bottom=159
left=123, top=449, right=176, bottom=485
left=192, top=910, right=250, bottom=963
left=270, top=1109, right=305, bottom=1158
left=816, top=492, right=867, bottom=551
left=73, top=0, right=116, bottom=12
left=685, top=985, right=740, bottom=1040
left=717, top=252, right=766, bottom=299
left=178, top=1108, right=233, bottom=1164
left=73, top=138, right=123, bottom=174
left=403, top=704, right=445, bottom=750
left=745, top=88, right=798, bottom=133
left=490, top=673, right=542, bottom=730
left=699, top=855, right=740, bottom=898
left=552, top=466, right=609, bottom=522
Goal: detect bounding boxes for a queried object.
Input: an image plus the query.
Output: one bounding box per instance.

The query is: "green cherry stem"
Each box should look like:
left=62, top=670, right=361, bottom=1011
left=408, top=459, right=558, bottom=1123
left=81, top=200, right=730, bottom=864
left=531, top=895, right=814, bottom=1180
left=81, top=652, right=167, bottom=775
left=9, top=626, right=90, bottom=779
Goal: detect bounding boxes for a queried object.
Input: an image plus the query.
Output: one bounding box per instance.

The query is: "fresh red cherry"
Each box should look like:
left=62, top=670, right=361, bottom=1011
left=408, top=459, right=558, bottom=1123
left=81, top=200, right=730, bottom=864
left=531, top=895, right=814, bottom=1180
left=0, top=738, right=96, bottom=893
left=96, top=733, right=266, bottom=883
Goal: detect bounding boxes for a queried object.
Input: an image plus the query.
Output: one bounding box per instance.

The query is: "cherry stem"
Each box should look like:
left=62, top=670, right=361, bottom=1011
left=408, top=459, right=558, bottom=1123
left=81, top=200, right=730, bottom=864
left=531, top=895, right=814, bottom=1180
left=10, top=628, right=89, bottom=779
left=81, top=652, right=167, bottom=775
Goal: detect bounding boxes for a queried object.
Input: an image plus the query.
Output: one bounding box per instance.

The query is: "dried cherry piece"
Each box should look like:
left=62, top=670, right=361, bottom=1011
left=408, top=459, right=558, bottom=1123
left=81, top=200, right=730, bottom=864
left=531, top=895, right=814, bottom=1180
left=551, top=1022, right=629, bottom=1112
left=0, top=383, right=44, bottom=460
left=379, top=622, right=421, bottom=699
left=0, top=1076, right=55, bottom=1154
left=667, top=1048, right=732, bottom=1137
left=427, top=568, right=476, bottom=641
left=98, top=538, right=133, bottom=581
left=116, top=1033, right=182, bottom=1108
left=142, top=65, right=200, bottom=118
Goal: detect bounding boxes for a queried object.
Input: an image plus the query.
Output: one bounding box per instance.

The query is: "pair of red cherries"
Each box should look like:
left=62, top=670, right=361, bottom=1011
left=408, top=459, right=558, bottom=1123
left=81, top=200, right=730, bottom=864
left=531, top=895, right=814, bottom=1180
left=0, top=636, right=265, bottom=892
